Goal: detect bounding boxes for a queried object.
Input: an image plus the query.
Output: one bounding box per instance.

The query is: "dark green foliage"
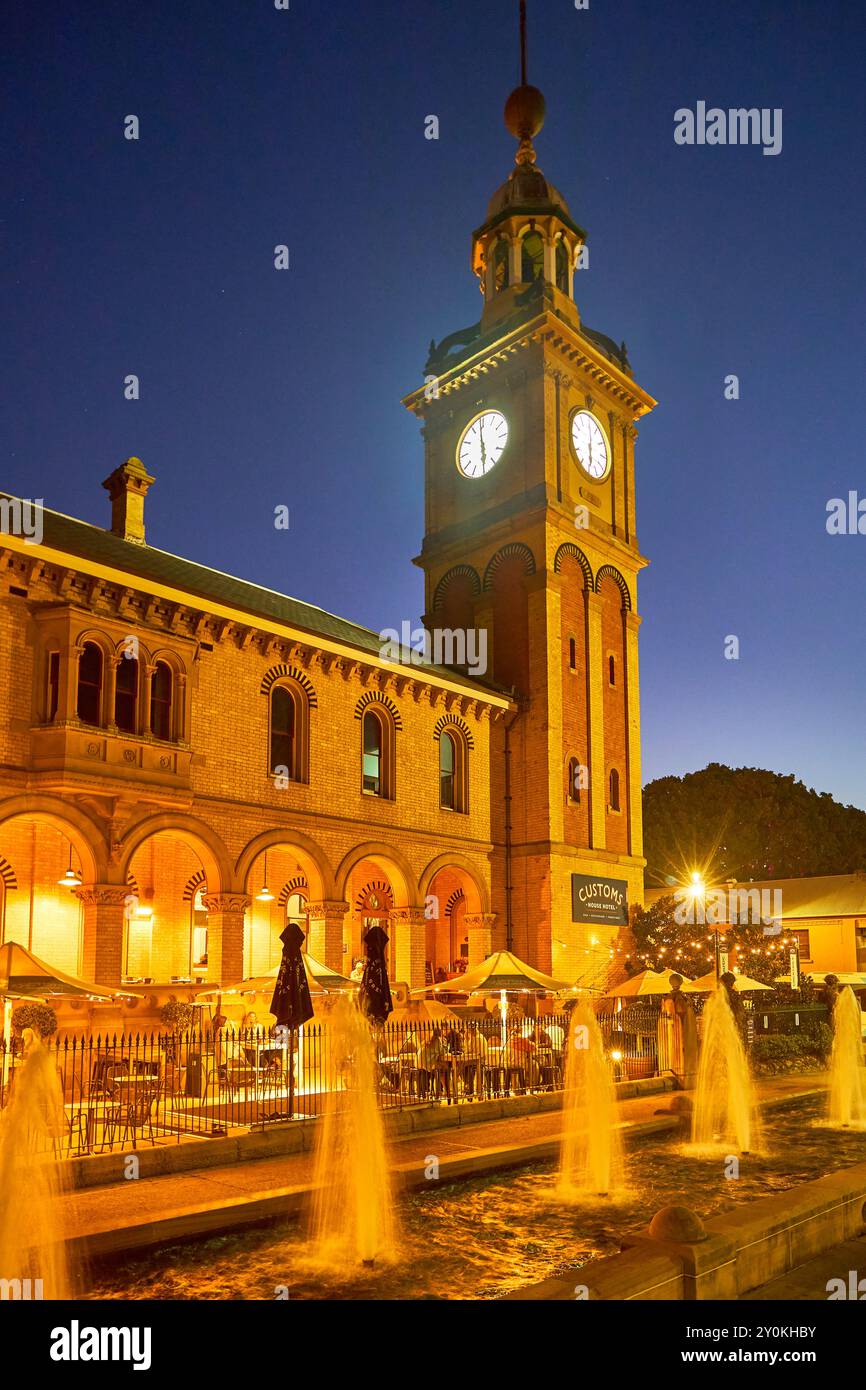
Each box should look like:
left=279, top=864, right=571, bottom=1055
left=11, top=1001, right=58, bottom=1037
left=643, top=763, right=866, bottom=887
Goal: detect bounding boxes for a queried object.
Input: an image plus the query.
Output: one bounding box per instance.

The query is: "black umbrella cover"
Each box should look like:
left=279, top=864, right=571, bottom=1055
left=358, top=924, right=393, bottom=1025
left=270, top=922, right=315, bottom=1029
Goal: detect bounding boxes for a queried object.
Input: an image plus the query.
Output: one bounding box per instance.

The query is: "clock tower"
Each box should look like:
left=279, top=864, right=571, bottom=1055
left=403, top=22, right=656, bottom=986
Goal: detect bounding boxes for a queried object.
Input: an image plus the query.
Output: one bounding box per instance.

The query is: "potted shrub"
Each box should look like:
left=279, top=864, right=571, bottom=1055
left=158, top=999, right=195, bottom=1066
left=11, top=1001, right=58, bottom=1047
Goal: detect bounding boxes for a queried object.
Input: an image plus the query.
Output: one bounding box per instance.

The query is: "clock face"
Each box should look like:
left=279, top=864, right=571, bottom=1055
left=571, top=410, right=610, bottom=481
left=456, top=410, right=508, bottom=478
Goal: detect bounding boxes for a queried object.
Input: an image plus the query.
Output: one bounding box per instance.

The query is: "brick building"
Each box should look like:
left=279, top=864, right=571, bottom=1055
left=0, top=76, right=655, bottom=1005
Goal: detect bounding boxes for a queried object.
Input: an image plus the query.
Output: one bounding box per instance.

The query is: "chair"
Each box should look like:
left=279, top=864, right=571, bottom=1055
left=104, top=1084, right=160, bottom=1149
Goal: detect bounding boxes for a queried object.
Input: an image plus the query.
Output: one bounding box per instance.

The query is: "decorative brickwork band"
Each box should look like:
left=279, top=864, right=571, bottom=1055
left=74, top=885, right=130, bottom=908
left=201, top=893, right=252, bottom=914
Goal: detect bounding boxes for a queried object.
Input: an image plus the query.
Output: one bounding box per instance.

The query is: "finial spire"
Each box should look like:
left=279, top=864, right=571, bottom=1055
left=504, top=1, right=545, bottom=167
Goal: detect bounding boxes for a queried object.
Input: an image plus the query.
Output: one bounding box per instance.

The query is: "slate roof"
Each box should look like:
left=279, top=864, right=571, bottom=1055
left=3, top=495, right=511, bottom=701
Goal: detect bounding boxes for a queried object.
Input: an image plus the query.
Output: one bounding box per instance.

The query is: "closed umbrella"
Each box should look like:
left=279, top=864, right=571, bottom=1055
left=359, top=924, right=393, bottom=1025
left=269, top=923, right=315, bottom=1118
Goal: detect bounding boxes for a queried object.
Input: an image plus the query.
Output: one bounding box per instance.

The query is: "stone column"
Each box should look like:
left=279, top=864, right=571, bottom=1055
left=463, top=913, right=496, bottom=967
left=175, top=672, right=187, bottom=741
left=59, top=642, right=79, bottom=721
left=105, top=656, right=120, bottom=729
left=390, top=907, right=427, bottom=990
left=75, top=885, right=128, bottom=986
left=141, top=663, right=155, bottom=737
left=508, top=236, right=521, bottom=287
left=625, top=424, right=638, bottom=543
left=586, top=589, right=607, bottom=851
left=305, top=900, right=348, bottom=972
left=201, top=893, right=251, bottom=986
left=624, top=610, right=643, bottom=859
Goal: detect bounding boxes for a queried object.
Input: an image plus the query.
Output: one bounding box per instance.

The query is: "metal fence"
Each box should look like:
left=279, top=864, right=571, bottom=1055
left=0, top=1007, right=663, bottom=1158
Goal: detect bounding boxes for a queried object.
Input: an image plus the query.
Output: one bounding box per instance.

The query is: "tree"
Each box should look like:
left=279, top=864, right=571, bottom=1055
left=643, top=763, right=866, bottom=887
left=630, top=893, right=802, bottom=987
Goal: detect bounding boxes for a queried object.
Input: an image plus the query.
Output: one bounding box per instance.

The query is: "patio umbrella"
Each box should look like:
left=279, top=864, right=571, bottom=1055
left=422, top=950, right=568, bottom=997
left=604, top=968, right=694, bottom=998
left=358, top=924, right=393, bottom=1025
left=0, top=941, right=141, bottom=1001
left=196, top=951, right=358, bottom=999
left=681, top=971, right=773, bottom=993
left=420, top=950, right=567, bottom=1050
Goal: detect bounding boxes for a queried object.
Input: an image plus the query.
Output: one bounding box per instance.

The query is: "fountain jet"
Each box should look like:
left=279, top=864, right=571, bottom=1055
left=556, top=1002, right=624, bottom=1197
left=309, top=996, right=397, bottom=1269
left=0, top=1029, right=71, bottom=1299
left=827, top=985, right=866, bottom=1129
left=690, top=987, right=756, bottom=1154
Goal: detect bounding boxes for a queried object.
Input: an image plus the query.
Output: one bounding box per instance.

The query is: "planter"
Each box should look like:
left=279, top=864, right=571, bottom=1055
left=622, top=1056, right=655, bottom=1081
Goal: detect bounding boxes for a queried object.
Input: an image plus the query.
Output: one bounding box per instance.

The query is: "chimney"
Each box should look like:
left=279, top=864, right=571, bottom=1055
left=101, top=456, right=155, bottom=545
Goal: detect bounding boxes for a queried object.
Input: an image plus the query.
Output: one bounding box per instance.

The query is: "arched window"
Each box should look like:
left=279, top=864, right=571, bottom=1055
left=493, top=239, right=509, bottom=293
left=270, top=685, right=295, bottom=779
left=521, top=230, right=545, bottom=283
left=609, top=654, right=616, bottom=686
left=77, top=642, right=103, bottom=725
left=286, top=892, right=308, bottom=935
left=609, top=768, right=621, bottom=812
left=568, top=636, right=576, bottom=671
left=150, top=661, right=173, bottom=740
left=567, top=757, right=582, bottom=804
left=438, top=727, right=467, bottom=812
left=440, top=731, right=456, bottom=809
left=115, top=654, right=139, bottom=733
left=555, top=240, right=569, bottom=294
left=362, top=709, right=383, bottom=796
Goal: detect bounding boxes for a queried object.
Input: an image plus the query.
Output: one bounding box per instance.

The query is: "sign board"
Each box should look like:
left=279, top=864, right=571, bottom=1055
left=571, top=874, right=629, bottom=927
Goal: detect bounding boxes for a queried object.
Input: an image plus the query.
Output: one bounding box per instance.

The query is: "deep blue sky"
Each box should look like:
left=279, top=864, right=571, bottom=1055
left=4, top=1, right=866, bottom=808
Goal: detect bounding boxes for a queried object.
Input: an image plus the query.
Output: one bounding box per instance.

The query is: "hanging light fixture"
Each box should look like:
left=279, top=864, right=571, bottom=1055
left=58, top=845, right=82, bottom=888
left=256, top=851, right=274, bottom=903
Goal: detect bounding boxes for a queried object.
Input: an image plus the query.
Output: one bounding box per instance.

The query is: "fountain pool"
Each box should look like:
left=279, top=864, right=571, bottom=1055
left=86, top=1094, right=866, bottom=1301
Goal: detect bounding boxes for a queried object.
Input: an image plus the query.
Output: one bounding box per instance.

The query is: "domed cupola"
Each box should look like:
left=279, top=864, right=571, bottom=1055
left=472, top=6, right=586, bottom=331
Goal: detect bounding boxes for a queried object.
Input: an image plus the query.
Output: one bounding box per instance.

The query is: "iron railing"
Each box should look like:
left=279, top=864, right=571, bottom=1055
left=0, top=1005, right=668, bottom=1158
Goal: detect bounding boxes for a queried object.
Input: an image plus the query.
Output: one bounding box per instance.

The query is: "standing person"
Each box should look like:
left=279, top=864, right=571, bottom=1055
left=418, top=1025, right=445, bottom=1100
left=657, top=974, right=698, bottom=1089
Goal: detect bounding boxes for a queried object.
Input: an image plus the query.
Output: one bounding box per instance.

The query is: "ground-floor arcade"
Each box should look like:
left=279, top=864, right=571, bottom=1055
left=0, top=798, right=495, bottom=1004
